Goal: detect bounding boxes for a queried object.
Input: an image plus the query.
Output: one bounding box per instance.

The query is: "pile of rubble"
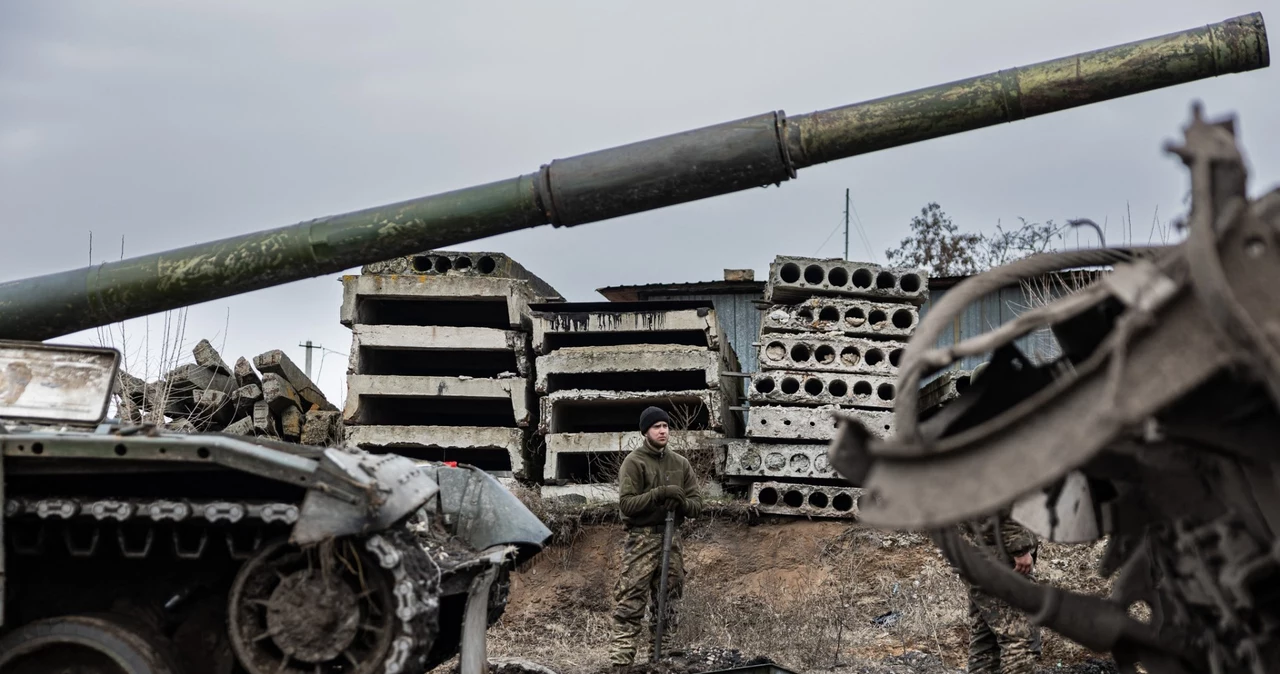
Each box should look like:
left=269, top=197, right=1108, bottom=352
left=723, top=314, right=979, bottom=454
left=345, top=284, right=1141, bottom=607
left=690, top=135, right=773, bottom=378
left=339, top=250, right=563, bottom=482
left=531, top=300, right=742, bottom=500
left=114, top=339, right=342, bottom=446
left=726, top=255, right=928, bottom=518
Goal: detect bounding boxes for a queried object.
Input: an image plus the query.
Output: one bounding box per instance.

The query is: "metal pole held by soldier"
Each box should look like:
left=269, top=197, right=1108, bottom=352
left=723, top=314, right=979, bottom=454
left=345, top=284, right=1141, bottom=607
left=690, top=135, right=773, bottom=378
left=651, top=508, right=676, bottom=663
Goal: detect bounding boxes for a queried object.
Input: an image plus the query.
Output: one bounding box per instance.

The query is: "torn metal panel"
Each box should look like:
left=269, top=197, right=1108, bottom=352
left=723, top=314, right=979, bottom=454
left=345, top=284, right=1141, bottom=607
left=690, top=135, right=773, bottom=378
left=294, top=450, right=441, bottom=545
left=424, top=464, right=552, bottom=565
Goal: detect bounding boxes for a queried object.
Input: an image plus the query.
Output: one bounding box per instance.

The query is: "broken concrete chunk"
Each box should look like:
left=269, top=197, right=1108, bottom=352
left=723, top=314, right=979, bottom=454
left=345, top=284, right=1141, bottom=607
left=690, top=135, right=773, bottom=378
left=301, top=410, right=340, bottom=447
left=192, top=389, right=234, bottom=426
left=254, top=349, right=336, bottom=412
left=145, top=381, right=193, bottom=418
left=230, top=384, right=263, bottom=420
left=252, top=400, right=277, bottom=437
left=116, top=371, right=148, bottom=405
left=165, top=418, right=197, bottom=433
left=164, top=363, right=235, bottom=396
left=223, top=415, right=255, bottom=436
left=261, top=373, right=303, bottom=415
left=234, top=357, right=262, bottom=389
left=193, top=339, right=232, bottom=376
left=280, top=405, right=303, bottom=441
left=232, top=383, right=263, bottom=403
left=117, top=397, right=144, bottom=424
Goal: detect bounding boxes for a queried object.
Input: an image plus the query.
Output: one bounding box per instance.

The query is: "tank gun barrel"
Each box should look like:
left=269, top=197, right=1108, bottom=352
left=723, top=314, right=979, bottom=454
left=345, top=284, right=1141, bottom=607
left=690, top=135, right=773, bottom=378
left=0, top=12, right=1267, bottom=341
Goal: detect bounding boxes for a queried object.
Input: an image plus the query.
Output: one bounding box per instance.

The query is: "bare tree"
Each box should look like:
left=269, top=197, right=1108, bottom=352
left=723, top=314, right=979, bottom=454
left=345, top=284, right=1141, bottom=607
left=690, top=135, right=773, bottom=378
left=884, top=202, right=985, bottom=276
left=885, top=203, right=1068, bottom=275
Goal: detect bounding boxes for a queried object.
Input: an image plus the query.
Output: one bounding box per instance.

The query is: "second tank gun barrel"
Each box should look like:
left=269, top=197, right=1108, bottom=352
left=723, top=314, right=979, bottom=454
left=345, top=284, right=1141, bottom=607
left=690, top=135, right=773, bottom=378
left=0, top=12, right=1268, bottom=341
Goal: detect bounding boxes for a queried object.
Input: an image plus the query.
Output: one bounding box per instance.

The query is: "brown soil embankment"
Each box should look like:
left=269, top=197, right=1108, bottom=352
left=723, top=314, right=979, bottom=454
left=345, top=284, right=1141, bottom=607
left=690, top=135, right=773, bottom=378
left=487, top=504, right=1113, bottom=674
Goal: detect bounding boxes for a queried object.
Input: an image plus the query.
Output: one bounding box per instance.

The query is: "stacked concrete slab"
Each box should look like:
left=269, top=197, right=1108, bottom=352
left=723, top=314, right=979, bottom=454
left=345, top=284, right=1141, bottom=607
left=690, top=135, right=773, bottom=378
left=531, top=300, right=742, bottom=501
left=732, top=255, right=928, bottom=519
left=340, top=250, right=562, bottom=482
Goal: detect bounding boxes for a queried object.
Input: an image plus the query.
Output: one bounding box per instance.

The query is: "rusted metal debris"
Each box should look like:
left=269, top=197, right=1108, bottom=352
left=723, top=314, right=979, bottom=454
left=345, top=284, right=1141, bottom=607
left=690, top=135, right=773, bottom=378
left=830, top=104, right=1280, bottom=672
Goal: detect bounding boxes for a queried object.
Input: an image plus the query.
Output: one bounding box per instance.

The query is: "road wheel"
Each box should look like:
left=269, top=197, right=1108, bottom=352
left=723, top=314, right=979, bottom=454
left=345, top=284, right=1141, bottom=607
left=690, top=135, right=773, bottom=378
left=0, top=613, right=180, bottom=674
left=227, top=527, right=440, bottom=674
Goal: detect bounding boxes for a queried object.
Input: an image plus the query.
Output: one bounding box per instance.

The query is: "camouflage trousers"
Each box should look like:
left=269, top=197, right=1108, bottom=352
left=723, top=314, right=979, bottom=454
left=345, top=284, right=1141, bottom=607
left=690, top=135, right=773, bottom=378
left=967, top=578, right=1037, bottom=674
left=607, top=527, right=685, bottom=665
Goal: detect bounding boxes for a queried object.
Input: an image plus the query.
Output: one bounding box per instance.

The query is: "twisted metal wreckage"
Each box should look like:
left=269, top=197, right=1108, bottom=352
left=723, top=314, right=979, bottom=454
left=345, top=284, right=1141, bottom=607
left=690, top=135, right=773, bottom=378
left=829, top=104, right=1280, bottom=673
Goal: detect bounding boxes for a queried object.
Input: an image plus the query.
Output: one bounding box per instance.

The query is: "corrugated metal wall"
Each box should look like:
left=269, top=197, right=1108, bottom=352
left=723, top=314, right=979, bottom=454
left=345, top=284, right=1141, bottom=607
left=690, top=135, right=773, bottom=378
left=643, top=273, right=1086, bottom=399
left=643, top=292, right=764, bottom=377
left=918, top=275, right=1084, bottom=376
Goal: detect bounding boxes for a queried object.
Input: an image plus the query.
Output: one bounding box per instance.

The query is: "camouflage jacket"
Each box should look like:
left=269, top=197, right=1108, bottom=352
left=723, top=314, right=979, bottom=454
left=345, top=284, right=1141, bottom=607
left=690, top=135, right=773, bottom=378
left=960, top=509, right=1038, bottom=564
left=617, top=439, right=703, bottom=528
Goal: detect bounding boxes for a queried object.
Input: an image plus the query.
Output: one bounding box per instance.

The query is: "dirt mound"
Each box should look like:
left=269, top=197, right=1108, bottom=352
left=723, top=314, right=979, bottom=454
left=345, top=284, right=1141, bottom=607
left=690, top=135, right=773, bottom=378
left=489, top=509, right=1115, bottom=674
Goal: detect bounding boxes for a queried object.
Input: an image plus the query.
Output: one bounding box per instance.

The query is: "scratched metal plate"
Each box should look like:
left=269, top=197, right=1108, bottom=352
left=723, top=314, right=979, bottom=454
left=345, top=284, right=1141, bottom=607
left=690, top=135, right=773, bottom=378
left=0, top=341, right=119, bottom=424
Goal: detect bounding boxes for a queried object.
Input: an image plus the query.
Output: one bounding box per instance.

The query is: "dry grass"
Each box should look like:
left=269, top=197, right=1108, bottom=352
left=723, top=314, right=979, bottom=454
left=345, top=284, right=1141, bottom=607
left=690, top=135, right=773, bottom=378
left=487, top=508, right=1117, bottom=674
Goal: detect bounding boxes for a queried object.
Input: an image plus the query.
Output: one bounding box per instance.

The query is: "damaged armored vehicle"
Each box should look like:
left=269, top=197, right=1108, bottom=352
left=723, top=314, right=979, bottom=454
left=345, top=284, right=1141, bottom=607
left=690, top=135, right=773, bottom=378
left=828, top=100, right=1280, bottom=674
left=0, top=339, right=550, bottom=674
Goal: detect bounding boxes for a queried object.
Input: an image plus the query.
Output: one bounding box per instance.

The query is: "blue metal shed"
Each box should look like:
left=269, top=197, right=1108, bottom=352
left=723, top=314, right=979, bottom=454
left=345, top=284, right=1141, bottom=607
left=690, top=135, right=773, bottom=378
left=596, top=272, right=766, bottom=378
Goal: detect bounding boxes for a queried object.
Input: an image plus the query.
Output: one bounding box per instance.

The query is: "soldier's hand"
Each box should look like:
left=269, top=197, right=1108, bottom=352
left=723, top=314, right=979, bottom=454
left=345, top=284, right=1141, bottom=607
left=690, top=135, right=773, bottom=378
left=664, top=496, right=685, bottom=513
left=1013, top=552, right=1033, bottom=575
left=659, top=485, right=683, bottom=500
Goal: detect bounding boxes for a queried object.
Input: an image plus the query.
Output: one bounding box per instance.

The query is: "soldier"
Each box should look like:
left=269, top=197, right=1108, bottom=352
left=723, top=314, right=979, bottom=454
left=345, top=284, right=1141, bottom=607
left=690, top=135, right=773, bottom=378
left=962, top=361, right=1040, bottom=674
left=607, top=406, right=704, bottom=667
left=963, top=511, right=1039, bottom=674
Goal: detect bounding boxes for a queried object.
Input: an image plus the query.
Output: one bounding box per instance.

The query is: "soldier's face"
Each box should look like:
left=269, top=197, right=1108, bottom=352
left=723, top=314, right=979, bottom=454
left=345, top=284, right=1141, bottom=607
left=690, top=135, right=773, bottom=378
left=646, top=421, right=669, bottom=447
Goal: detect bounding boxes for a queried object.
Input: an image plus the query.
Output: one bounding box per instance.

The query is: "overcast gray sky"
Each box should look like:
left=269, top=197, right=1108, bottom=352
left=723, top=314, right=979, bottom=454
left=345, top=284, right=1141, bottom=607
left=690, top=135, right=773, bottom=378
left=3, top=0, right=1277, bottom=405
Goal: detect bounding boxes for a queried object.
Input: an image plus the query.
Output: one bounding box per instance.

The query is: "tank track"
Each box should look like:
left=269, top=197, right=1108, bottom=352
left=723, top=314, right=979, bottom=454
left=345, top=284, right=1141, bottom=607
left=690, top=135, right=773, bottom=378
left=4, top=496, right=295, bottom=557
left=4, top=496, right=446, bottom=674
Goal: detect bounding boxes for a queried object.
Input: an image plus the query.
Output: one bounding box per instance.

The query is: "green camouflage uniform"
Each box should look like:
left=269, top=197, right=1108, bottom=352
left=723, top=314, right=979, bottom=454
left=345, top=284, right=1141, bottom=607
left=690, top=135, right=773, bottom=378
left=607, top=439, right=703, bottom=665
left=961, top=511, right=1039, bottom=674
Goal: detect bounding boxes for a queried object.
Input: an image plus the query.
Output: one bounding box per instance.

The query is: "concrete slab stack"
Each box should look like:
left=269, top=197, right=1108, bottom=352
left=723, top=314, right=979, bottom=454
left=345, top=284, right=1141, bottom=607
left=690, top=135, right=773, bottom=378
left=530, top=300, right=742, bottom=501
left=726, top=255, right=928, bottom=519
left=339, top=250, right=563, bottom=482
